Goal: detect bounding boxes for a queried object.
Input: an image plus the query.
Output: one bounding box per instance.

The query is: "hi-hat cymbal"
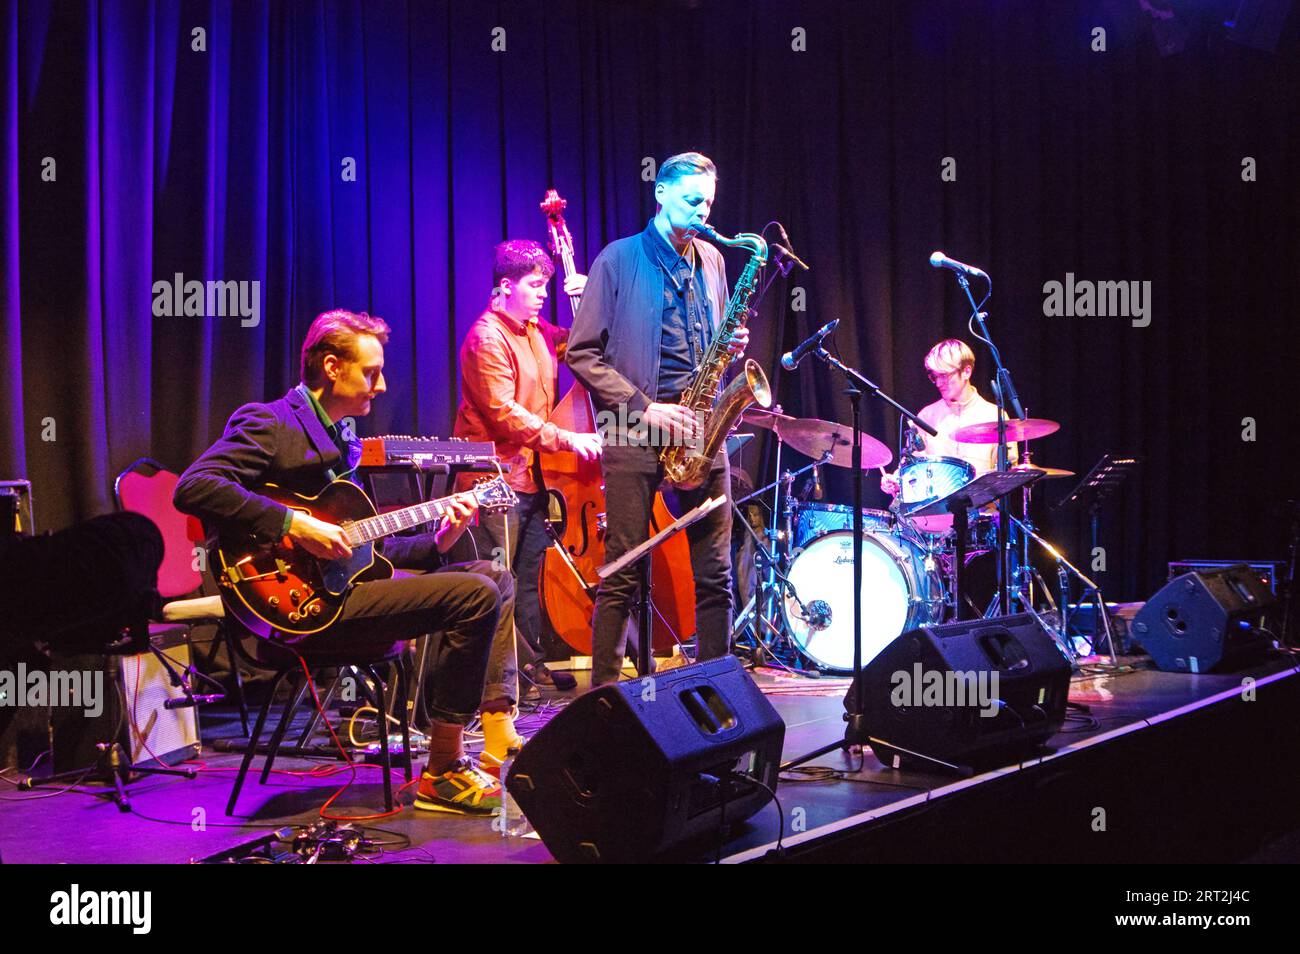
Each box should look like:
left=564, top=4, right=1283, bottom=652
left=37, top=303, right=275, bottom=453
left=952, top=418, right=1060, bottom=444
left=1011, top=461, right=1075, bottom=479
left=774, top=418, right=893, bottom=470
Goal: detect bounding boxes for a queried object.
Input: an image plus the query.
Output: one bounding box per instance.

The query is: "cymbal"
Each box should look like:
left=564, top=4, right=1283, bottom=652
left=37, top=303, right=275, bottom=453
left=952, top=417, right=1060, bottom=444
left=774, top=418, right=893, bottom=470
left=741, top=407, right=797, bottom=430
left=1011, top=461, right=1075, bottom=479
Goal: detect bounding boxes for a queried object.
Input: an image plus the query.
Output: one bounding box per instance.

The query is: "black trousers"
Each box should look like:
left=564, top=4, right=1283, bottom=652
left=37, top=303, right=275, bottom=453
left=283, top=566, right=500, bottom=725
left=590, top=444, right=733, bottom=686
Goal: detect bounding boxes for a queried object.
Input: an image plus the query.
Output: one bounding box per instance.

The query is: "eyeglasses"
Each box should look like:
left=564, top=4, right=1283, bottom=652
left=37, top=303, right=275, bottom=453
left=926, top=368, right=962, bottom=383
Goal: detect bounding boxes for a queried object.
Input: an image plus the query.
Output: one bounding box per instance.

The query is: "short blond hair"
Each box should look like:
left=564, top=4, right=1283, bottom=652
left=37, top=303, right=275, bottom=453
left=924, top=339, right=975, bottom=375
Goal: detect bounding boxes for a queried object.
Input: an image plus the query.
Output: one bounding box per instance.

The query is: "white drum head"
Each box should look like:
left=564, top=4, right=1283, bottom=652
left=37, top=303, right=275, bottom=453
left=782, top=530, right=914, bottom=672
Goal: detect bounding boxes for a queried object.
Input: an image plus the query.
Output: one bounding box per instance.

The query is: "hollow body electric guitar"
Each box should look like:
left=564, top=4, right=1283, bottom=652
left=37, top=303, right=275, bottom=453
left=214, top=476, right=517, bottom=638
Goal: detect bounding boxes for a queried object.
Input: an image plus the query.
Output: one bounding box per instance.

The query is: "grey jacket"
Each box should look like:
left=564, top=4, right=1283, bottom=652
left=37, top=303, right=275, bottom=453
left=567, top=220, right=729, bottom=417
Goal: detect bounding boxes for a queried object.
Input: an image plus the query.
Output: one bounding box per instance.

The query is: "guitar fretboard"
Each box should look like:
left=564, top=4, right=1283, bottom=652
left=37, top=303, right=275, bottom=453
left=343, top=497, right=453, bottom=547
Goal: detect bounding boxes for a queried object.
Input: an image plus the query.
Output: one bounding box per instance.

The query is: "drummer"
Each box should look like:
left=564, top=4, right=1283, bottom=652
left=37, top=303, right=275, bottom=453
left=880, top=338, right=1017, bottom=499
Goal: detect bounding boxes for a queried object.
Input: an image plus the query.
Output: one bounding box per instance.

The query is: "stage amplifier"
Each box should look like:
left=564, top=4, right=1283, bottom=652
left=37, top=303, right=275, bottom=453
left=52, top=626, right=200, bottom=772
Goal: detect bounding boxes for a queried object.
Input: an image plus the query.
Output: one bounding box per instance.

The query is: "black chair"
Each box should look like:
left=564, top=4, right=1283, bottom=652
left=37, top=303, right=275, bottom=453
left=224, top=637, right=414, bottom=816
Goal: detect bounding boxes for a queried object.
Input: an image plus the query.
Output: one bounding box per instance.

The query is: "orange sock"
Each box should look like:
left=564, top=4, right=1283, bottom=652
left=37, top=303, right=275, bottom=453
left=424, top=721, right=465, bottom=775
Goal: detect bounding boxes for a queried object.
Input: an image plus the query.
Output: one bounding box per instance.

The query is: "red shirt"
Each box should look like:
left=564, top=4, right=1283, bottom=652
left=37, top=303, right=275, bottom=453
left=453, top=304, right=568, bottom=494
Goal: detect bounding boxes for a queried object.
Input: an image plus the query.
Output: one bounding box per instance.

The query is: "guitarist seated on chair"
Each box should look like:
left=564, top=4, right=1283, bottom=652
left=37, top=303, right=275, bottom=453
left=175, top=309, right=515, bottom=815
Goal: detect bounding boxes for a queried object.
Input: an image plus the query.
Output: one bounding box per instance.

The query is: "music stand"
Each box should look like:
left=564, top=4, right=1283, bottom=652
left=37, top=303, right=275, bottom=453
left=1055, top=455, right=1139, bottom=650
left=907, top=470, right=1043, bottom=621
left=1055, top=454, right=1140, bottom=552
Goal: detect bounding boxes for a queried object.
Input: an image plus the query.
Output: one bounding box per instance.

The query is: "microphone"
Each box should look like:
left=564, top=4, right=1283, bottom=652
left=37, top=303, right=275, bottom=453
left=805, top=599, right=832, bottom=631
left=771, top=243, right=810, bottom=271
left=929, top=251, right=988, bottom=282
left=164, top=693, right=224, bottom=710
left=904, top=423, right=924, bottom=455
left=781, top=318, right=839, bottom=371
left=774, top=223, right=809, bottom=268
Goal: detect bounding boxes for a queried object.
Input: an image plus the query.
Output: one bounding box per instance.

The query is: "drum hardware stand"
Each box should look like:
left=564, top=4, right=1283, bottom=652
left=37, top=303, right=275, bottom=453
left=731, top=459, right=826, bottom=677
left=992, top=442, right=1041, bottom=618
left=1014, top=445, right=1038, bottom=611
left=733, top=456, right=825, bottom=627
left=731, top=548, right=820, bottom=678
left=1007, top=513, right=1118, bottom=665
left=988, top=375, right=1024, bottom=616
left=779, top=347, right=935, bottom=772
left=949, top=494, right=976, bottom=621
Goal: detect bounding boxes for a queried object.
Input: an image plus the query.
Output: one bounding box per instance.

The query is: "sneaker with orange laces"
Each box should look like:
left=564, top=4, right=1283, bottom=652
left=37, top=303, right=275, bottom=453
left=413, top=758, right=501, bottom=815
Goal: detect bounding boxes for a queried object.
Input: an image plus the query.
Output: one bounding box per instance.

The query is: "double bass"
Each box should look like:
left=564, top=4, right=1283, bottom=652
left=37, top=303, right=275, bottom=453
left=536, top=190, right=695, bottom=655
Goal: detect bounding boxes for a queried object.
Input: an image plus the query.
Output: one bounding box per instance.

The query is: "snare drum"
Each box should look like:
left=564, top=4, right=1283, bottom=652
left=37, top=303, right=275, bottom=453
left=900, top=456, right=975, bottom=533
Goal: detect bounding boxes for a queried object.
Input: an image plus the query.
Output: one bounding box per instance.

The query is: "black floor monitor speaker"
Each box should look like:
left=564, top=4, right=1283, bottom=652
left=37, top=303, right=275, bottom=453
left=1133, top=563, right=1276, bottom=673
left=506, top=654, right=785, bottom=863
left=848, top=613, right=1073, bottom=771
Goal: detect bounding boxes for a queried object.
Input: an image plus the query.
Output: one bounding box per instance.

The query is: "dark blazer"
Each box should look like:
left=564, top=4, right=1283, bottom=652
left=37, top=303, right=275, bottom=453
left=174, top=386, right=441, bottom=568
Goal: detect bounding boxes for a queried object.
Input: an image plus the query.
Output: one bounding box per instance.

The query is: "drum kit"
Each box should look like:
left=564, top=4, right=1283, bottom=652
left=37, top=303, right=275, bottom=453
left=734, top=407, right=1086, bottom=674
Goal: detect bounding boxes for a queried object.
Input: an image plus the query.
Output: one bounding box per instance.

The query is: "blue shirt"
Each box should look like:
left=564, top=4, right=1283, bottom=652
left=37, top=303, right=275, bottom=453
left=643, top=220, right=713, bottom=401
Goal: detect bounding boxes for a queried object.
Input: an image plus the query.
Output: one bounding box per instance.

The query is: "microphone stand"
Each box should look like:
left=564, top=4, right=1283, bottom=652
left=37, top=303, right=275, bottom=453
left=780, top=348, right=935, bottom=770
left=734, top=234, right=804, bottom=647
left=954, top=273, right=1024, bottom=617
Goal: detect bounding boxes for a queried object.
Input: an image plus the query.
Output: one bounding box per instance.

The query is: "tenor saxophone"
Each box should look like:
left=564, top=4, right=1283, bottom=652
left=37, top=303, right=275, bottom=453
left=659, top=223, right=773, bottom=489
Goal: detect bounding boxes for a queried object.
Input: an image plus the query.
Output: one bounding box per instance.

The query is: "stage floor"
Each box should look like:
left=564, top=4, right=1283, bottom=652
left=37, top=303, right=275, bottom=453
left=2, top=654, right=1298, bottom=864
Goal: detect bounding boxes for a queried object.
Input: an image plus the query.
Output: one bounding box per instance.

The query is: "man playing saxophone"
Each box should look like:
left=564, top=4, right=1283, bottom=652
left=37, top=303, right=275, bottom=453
left=567, top=152, right=748, bottom=686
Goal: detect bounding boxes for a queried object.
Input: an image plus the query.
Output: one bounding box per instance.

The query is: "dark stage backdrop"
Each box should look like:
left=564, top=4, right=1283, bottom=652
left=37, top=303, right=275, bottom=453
left=2, top=0, right=1297, bottom=602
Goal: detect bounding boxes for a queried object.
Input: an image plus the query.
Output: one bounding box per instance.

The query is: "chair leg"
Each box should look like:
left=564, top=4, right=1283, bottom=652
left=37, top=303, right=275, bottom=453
left=205, top=627, right=225, bottom=667
left=295, top=669, right=342, bottom=748
left=369, top=666, right=394, bottom=811
left=222, top=627, right=252, bottom=736
left=226, top=669, right=287, bottom=816
left=259, top=675, right=309, bottom=785
left=394, top=657, right=413, bottom=783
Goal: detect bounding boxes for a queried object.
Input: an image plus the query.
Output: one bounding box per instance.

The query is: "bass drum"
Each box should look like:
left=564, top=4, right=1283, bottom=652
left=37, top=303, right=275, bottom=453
left=781, top=528, right=944, bottom=673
